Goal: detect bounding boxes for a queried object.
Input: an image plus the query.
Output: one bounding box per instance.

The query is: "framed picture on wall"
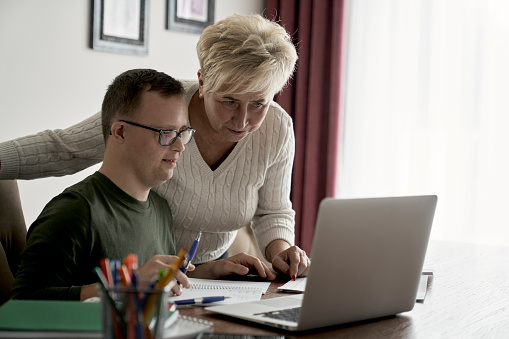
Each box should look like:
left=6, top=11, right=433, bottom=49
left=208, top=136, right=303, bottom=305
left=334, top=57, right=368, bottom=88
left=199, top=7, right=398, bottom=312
left=167, top=0, right=215, bottom=34
left=91, top=0, right=149, bottom=56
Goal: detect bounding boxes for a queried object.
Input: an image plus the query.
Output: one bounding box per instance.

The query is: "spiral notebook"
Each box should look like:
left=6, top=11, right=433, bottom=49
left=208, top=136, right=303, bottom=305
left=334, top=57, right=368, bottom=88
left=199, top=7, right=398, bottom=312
left=168, top=278, right=271, bottom=305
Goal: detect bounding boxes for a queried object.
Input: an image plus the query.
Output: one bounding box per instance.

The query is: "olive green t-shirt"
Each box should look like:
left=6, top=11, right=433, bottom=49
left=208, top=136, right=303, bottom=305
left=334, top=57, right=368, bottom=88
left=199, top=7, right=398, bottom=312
left=11, top=172, right=175, bottom=300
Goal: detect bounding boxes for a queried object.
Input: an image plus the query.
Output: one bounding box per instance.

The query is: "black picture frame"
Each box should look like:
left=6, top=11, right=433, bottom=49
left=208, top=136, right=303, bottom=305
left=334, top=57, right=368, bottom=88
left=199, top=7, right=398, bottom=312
left=91, top=0, right=149, bottom=56
left=167, top=0, right=215, bottom=34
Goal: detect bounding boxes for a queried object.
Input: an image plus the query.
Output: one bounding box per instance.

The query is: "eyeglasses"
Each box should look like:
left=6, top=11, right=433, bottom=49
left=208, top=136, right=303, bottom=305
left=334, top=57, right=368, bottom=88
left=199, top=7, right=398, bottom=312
left=119, top=120, right=195, bottom=146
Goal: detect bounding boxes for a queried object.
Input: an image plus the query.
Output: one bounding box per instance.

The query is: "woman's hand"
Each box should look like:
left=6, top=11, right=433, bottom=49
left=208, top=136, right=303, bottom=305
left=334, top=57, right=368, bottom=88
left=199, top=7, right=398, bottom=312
left=270, top=245, right=310, bottom=280
left=190, top=253, right=276, bottom=280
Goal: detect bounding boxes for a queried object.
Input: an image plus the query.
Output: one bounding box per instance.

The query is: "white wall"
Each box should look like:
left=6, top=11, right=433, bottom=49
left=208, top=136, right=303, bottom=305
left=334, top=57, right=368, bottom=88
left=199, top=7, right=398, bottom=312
left=0, top=0, right=264, bottom=227
left=338, top=0, right=509, bottom=246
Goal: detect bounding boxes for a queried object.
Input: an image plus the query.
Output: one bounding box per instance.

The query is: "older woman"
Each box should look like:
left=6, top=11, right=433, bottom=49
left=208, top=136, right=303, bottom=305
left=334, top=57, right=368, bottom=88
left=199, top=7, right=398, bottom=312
left=0, top=14, right=309, bottom=280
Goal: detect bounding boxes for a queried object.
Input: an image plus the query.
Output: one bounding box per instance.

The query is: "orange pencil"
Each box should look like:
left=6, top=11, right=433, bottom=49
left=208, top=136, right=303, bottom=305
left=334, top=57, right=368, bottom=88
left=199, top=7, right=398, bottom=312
left=155, top=248, right=188, bottom=289
left=119, top=265, right=131, bottom=287
left=123, top=254, right=138, bottom=277
left=142, top=247, right=188, bottom=323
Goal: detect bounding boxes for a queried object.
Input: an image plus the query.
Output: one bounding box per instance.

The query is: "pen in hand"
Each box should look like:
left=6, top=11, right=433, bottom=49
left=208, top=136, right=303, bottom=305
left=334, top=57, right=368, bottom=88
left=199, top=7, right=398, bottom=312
left=181, top=232, right=201, bottom=275
left=143, top=247, right=188, bottom=323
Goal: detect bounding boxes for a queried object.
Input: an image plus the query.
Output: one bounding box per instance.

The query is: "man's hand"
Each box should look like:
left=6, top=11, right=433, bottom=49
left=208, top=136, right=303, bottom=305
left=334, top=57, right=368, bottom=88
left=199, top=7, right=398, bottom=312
left=135, top=254, right=195, bottom=296
left=80, top=283, right=99, bottom=301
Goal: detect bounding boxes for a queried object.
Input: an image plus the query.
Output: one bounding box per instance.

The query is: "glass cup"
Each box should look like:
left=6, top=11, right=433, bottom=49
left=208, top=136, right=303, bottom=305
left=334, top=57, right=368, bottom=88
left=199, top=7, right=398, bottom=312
left=99, top=286, right=169, bottom=339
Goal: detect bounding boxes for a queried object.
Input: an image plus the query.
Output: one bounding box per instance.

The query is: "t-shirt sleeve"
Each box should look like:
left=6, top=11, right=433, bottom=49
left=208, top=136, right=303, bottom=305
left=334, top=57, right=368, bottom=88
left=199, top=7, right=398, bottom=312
left=11, top=192, right=93, bottom=300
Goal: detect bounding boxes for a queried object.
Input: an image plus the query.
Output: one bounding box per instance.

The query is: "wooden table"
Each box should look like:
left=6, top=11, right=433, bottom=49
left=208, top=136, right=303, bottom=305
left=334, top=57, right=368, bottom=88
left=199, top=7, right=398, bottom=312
left=178, top=241, right=509, bottom=338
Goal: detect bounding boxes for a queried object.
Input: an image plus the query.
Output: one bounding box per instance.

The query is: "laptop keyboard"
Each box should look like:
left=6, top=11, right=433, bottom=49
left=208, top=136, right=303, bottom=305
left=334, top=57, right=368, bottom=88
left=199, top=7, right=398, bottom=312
left=198, top=334, right=286, bottom=339
left=255, top=307, right=301, bottom=322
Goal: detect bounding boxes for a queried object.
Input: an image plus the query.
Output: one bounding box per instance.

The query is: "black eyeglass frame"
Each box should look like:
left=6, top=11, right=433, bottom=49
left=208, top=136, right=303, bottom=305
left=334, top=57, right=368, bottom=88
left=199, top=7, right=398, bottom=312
left=119, top=119, right=195, bottom=146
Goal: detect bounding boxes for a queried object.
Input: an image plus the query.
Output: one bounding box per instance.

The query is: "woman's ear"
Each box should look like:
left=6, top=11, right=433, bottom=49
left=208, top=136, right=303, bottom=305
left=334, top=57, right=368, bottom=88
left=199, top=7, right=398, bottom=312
left=197, top=70, right=204, bottom=90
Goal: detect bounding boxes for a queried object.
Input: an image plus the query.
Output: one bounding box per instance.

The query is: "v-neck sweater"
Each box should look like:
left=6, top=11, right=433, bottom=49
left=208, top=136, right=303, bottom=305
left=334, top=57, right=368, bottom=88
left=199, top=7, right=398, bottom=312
left=0, top=81, right=296, bottom=264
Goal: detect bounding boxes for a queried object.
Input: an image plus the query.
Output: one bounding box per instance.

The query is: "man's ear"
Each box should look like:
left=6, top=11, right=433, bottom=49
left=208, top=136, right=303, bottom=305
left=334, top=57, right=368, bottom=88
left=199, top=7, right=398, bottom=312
left=109, top=121, right=125, bottom=142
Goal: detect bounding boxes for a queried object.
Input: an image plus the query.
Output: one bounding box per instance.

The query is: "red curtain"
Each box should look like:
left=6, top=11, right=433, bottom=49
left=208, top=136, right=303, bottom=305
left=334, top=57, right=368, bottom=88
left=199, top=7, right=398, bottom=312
left=266, top=0, right=345, bottom=253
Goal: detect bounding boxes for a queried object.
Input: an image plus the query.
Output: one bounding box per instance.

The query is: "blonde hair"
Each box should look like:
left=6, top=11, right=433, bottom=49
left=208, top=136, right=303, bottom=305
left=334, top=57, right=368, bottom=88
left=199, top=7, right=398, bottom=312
left=196, top=13, right=298, bottom=96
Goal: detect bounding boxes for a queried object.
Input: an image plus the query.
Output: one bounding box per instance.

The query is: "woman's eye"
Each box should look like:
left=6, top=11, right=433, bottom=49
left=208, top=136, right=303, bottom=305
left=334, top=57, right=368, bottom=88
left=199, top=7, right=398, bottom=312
left=252, top=103, right=266, bottom=110
left=222, top=100, right=237, bottom=108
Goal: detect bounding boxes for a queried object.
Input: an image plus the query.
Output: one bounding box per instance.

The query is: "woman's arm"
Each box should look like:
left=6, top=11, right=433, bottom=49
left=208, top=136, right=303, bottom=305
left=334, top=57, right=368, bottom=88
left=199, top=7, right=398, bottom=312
left=251, top=105, right=310, bottom=278
left=0, top=113, right=104, bottom=180
left=251, top=106, right=296, bottom=260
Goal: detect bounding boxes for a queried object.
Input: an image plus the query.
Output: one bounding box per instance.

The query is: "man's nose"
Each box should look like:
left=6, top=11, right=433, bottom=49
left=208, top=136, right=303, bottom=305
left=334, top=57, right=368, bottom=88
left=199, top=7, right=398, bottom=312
left=172, top=134, right=185, bottom=152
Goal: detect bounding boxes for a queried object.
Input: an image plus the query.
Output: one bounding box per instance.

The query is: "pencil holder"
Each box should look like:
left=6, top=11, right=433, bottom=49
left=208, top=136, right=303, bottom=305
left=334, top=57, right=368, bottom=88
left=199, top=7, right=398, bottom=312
left=99, top=286, right=169, bottom=339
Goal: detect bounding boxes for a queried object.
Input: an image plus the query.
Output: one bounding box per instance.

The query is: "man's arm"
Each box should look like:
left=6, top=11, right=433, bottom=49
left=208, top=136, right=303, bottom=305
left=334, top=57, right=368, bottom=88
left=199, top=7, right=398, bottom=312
left=11, top=193, right=93, bottom=300
left=0, top=113, right=104, bottom=180
left=80, top=283, right=99, bottom=301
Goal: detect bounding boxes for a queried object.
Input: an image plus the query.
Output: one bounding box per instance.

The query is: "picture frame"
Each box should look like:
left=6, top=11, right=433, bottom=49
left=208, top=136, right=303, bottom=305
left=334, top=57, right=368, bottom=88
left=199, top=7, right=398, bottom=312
left=167, top=0, right=215, bottom=34
left=91, top=0, right=149, bottom=56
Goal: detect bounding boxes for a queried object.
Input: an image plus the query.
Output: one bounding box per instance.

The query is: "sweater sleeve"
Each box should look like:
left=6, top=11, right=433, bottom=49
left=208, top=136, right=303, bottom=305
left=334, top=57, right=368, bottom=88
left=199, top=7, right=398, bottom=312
left=251, top=107, right=296, bottom=258
left=11, top=193, right=93, bottom=301
left=0, top=113, right=104, bottom=180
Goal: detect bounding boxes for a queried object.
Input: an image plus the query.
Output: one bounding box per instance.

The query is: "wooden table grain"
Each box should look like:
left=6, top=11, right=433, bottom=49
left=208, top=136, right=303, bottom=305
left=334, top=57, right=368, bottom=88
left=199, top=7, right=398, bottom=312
left=178, top=241, right=509, bottom=338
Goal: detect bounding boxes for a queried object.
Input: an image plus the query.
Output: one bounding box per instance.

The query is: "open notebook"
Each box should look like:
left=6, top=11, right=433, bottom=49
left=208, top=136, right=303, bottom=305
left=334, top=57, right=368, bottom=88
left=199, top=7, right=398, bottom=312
left=168, top=278, right=271, bottom=305
left=206, top=195, right=437, bottom=331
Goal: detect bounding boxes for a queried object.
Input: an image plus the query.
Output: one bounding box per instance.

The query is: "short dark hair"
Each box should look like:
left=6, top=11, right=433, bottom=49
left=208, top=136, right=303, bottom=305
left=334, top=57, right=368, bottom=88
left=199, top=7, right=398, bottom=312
left=101, top=69, right=185, bottom=140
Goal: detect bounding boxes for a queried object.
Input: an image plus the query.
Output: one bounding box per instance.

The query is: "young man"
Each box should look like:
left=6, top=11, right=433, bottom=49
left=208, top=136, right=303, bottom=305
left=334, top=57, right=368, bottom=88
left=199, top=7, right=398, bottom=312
left=11, top=69, right=276, bottom=301
left=11, top=69, right=195, bottom=300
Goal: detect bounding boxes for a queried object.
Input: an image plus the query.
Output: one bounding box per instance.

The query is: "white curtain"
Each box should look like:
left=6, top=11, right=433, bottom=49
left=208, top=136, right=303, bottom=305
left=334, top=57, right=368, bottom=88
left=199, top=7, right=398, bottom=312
left=338, top=0, right=509, bottom=246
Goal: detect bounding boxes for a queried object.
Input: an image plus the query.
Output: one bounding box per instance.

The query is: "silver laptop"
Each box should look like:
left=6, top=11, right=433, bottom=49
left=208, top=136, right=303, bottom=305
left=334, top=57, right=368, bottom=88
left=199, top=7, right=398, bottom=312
left=206, top=195, right=437, bottom=331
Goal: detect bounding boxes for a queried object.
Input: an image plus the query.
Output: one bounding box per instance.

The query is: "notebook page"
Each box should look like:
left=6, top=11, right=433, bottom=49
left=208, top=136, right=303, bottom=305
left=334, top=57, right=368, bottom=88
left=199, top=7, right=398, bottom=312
left=278, top=277, right=307, bottom=292
left=187, top=278, right=271, bottom=293
left=168, top=278, right=270, bottom=305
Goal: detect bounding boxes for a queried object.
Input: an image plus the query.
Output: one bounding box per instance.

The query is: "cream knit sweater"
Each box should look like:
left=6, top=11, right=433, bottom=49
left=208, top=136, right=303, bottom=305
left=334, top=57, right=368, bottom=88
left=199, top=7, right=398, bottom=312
left=0, top=80, right=296, bottom=264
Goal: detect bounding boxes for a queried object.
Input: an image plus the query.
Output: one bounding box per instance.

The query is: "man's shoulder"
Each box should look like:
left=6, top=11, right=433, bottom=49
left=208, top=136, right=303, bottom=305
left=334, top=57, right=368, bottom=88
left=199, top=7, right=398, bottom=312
left=148, top=189, right=172, bottom=210
left=61, top=172, right=103, bottom=198
left=44, top=174, right=101, bottom=213
left=27, top=179, right=94, bottom=239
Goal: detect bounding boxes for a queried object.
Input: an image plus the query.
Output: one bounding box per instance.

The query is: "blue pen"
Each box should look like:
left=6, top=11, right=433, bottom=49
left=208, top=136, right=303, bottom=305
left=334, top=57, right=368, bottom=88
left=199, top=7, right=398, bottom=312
left=140, top=281, right=156, bottom=309
left=181, top=232, right=201, bottom=275
left=110, top=260, right=120, bottom=288
left=130, top=273, right=144, bottom=339
left=174, top=296, right=229, bottom=305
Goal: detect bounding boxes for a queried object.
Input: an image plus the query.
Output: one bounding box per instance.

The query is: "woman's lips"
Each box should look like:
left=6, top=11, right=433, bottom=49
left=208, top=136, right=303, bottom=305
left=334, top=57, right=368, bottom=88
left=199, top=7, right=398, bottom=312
left=228, top=128, right=246, bottom=136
